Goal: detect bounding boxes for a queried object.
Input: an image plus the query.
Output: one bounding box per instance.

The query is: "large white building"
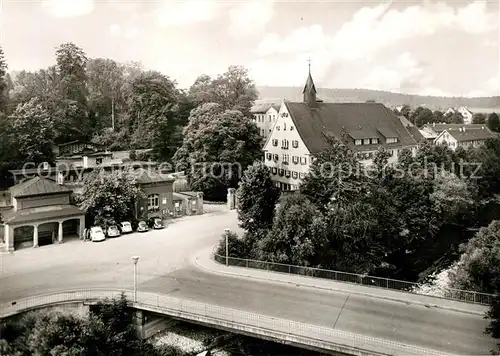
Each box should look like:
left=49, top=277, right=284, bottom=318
left=262, top=70, right=423, bottom=191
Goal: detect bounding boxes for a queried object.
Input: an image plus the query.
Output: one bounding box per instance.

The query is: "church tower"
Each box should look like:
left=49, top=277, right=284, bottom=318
left=303, top=60, right=317, bottom=107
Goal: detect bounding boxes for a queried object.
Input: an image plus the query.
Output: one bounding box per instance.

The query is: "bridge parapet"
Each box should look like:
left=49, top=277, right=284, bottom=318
left=0, top=288, right=451, bottom=356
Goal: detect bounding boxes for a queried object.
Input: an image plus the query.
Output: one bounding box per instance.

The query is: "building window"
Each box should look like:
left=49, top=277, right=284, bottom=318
left=290, top=126, right=294, bottom=130
left=299, top=172, right=305, bottom=179
left=284, top=122, right=287, bottom=130
left=272, top=139, right=278, bottom=146
left=300, top=157, right=307, bottom=165
left=277, top=126, right=280, bottom=131
left=96, top=158, right=103, bottom=165
left=272, top=167, right=277, bottom=174
left=282, top=140, right=289, bottom=149
left=355, top=139, right=362, bottom=146
left=363, top=139, right=370, bottom=145
left=285, top=170, right=291, bottom=178
left=282, top=154, right=290, bottom=164
left=266, top=153, right=272, bottom=160
left=269, top=129, right=272, bottom=133
left=273, top=154, right=279, bottom=161
left=279, top=169, right=284, bottom=176
left=292, top=156, right=299, bottom=164
left=148, top=194, right=160, bottom=211
left=386, top=137, right=398, bottom=144
left=292, top=171, right=298, bottom=179
left=371, top=138, right=379, bottom=144
left=292, top=140, right=299, bottom=148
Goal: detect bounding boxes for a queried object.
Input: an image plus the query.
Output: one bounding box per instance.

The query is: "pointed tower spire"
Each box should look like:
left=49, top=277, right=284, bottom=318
left=303, top=58, right=317, bottom=107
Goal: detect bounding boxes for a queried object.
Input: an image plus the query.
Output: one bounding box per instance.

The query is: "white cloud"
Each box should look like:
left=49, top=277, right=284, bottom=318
left=251, top=1, right=498, bottom=94
left=228, top=0, right=274, bottom=36
left=41, top=0, right=94, bottom=18
left=257, top=1, right=496, bottom=58
left=124, top=27, right=139, bottom=40
left=109, top=24, right=121, bottom=36
left=467, top=72, right=500, bottom=97
left=155, top=0, right=219, bottom=27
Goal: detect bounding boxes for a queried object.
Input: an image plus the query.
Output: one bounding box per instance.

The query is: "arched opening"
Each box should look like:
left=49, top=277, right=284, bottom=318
left=38, top=222, right=58, bottom=246
left=13, top=226, right=34, bottom=249
left=62, top=218, right=81, bottom=240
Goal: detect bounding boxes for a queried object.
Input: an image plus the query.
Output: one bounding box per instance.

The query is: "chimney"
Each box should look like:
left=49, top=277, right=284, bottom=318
left=83, top=156, right=88, bottom=169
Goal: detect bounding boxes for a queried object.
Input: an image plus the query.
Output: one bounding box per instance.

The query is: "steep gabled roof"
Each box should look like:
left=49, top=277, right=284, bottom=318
left=440, top=127, right=496, bottom=142
left=284, top=102, right=419, bottom=154
left=10, top=176, right=71, bottom=198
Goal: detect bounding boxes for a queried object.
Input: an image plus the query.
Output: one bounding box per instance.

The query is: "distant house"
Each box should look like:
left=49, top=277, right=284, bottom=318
left=1, top=177, right=85, bottom=252
left=443, top=107, right=473, bottom=124
left=434, top=126, right=496, bottom=151
left=251, top=102, right=281, bottom=140
left=420, top=123, right=486, bottom=140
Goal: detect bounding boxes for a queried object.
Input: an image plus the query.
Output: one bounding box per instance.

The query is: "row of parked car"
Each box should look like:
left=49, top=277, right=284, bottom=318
left=84, top=218, right=165, bottom=242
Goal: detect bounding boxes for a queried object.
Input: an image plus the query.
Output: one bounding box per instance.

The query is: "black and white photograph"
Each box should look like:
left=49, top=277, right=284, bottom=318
left=0, top=0, right=499, bottom=355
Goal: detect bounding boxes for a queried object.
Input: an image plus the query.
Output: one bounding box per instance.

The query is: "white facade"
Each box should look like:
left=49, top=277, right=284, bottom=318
left=252, top=106, right=279, bottom=140
left=457, top=107, right=473, bottom=124
left=434, top=128, right=491, bottom=151
left=263, top=102, right=311, bottom=191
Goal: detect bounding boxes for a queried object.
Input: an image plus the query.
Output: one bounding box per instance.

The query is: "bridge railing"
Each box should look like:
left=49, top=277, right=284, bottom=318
left=0, top=289, right=447, bottom=356
left=212, top=249, right=495, bottom=306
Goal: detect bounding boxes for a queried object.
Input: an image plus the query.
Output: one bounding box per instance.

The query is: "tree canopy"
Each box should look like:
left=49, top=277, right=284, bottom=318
left=173, top=103, right=262, bottom=201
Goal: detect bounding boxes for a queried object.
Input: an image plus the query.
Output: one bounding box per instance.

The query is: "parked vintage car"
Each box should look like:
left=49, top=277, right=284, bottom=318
left=148, top=217, right=164, bottom=229
left=106, top=225, right=121, bottom=238
left=120, top=221, right=133, bottom=234
left=137, top=220, right=149, bottom=233
left=90, top=226, right=106, bottom=242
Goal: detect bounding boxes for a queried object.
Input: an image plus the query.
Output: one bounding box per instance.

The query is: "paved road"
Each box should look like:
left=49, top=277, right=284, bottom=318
left=0, top=206, right=495, bottom=355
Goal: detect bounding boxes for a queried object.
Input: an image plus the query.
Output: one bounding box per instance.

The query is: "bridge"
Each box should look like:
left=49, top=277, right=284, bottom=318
left=0, top=210, right=496, bottom=356
left=0, top=289, right=452, bottom=356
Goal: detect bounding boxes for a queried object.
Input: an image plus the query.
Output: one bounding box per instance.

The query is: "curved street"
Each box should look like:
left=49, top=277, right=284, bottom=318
left=0, top=206, right=496, bottom=355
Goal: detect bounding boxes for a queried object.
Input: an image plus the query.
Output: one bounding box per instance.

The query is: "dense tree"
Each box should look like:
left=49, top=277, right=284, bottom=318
left=77, top=170, right=143, bottom=226
left=188, top=66, right=258, bottom=117
left=258, top=194, right=327, bottom=266
left=0, top=46, right=8, bottom=113
left=433, top=110, right=444, bottom=123
left=173, top=103, right=261, bottom=201
left=400, top=104, right=411, bottom=119
left=236, top=162, right=280, bottom=235
left=445, top=110, right=464, bottom=124
left=125, top=71, right=183, bottom=160
left=86, top=58, right=126, bottom=132
left=411, top=106, right=434, bottom=126
left=472, top=112, right=487, bottom=124
left=55, top=43, right=91, bottom=141
left=8, top=98, right=55, bottom=164
left=488, top=112, right=500, bottom=132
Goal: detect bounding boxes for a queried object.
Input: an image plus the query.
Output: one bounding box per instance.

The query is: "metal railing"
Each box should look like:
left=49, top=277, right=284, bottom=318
left=0, top=288, right=450, bottom=356
left=212, top=250, right=495, bottom=306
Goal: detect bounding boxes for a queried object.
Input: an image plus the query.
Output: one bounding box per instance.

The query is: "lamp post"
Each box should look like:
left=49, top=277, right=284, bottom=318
left=132, top=256, right=140, bottom=303
left=224, top=228, right=230, bottom=266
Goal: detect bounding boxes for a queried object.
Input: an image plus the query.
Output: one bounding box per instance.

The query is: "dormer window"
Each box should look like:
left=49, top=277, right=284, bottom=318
left=386, top=137, right=398, bottom=144
left=370, top=138, right=379, bottom=145
left=355, top=139, right=362, bottom=146
left=362, top=139, right=370, bottom=145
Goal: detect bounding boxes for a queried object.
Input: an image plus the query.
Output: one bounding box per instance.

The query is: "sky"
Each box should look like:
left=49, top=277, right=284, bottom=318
left=0, top=0, right=499, bottom=97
